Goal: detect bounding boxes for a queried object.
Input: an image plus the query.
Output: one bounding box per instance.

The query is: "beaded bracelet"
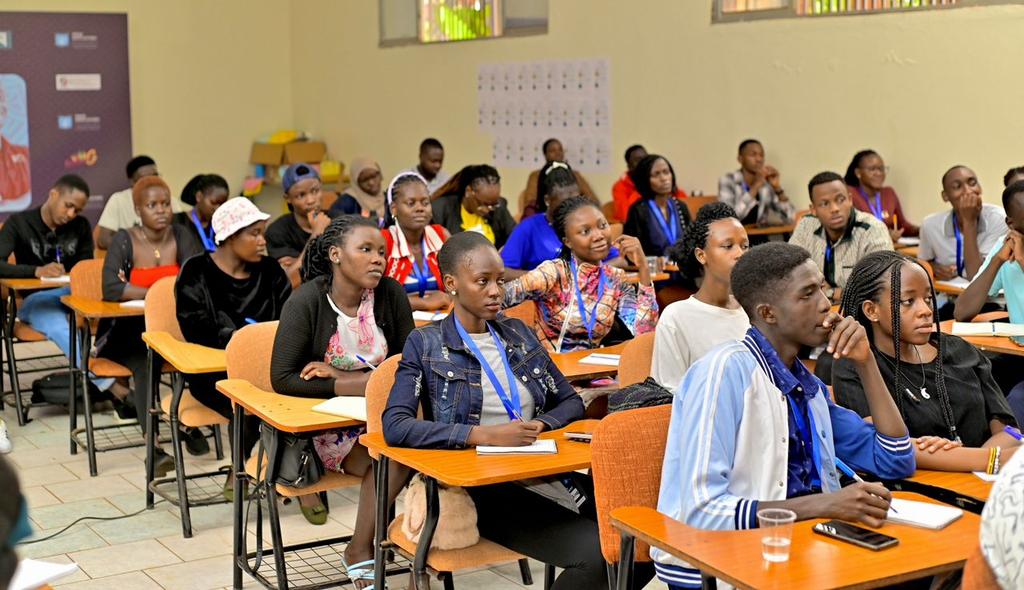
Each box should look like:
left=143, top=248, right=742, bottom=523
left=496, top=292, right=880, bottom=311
left=993, top=446, right=1003, bottom=475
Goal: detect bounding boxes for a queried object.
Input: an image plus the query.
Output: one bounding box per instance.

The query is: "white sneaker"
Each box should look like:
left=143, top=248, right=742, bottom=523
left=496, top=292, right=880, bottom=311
left=0, top=418, right=11, bottom=454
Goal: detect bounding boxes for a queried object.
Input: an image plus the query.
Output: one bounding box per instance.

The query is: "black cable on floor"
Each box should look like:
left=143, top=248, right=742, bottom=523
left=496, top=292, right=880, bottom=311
left=18, top=500, right=166, bottom=545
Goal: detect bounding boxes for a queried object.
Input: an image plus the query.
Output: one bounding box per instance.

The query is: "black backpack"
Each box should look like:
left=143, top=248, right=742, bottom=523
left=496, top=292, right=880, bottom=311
left=31, top=371, right=103, bottom=406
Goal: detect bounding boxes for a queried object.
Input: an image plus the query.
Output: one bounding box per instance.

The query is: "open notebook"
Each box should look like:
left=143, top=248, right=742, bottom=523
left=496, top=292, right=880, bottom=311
left=887, top=498, right=962, bottom=530
left=311, top=396, right=367, bottom=422
left=40, top=275, right=71, bottom=284
left=10, top=559, right=80, bottom=590
left=477, top=439, right=557, bottom=455
left=952, top=322, right=1024, bottom=337
left=412, top=310, right=448, bottom=323
left=578, top=353, right=620, bottom=367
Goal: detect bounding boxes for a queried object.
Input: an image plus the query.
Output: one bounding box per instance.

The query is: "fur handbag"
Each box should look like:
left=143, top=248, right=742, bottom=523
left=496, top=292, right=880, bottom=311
left=401, top=474, right=479, bottom=550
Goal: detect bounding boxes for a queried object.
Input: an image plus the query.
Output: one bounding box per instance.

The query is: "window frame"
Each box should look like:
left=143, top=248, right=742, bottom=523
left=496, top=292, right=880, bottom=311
left=712, top=0, right=1024, bottom=24
left=379, top=0, right=547, bottom=48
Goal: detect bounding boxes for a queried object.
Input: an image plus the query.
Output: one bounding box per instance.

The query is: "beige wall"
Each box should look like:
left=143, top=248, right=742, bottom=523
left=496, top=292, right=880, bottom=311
left=4, top=0, right=294, bottom=200
left=290, top=0, right=1024, bottom=222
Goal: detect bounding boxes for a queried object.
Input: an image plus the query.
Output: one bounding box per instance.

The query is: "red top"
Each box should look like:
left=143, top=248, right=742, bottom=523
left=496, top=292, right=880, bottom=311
left=847, top=185, right=919, bottom=237
left=0, top=136, right=31, bottom=202
left=611, top=172, right=636, bottom=222
left=129, top=264, right=180, bottom=289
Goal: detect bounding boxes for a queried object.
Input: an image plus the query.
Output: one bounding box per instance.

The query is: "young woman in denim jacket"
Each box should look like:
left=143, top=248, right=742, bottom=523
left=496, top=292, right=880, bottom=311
left=382, top=231, right=620, bottom=590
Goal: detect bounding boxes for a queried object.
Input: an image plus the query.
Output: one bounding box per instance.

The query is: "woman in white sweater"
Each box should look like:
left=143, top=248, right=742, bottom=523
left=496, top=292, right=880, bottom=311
left=651, top=203, right=751, bottom=392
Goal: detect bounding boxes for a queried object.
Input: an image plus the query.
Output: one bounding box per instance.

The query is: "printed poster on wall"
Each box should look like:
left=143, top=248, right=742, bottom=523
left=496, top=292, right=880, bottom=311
left=478, top=58, right=611, bottom=173
left=0, top=12, right=131, bottom=221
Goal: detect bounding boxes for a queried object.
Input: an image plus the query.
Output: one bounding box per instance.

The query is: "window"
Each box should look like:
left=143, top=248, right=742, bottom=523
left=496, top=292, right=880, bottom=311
left=380, top=0, right=547, bottom=46
left=715, top=0, right=1020, bottom=21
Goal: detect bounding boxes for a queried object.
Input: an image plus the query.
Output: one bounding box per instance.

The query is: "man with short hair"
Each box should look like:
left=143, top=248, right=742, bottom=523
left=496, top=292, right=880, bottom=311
left=95, top=155, right=188, bottom=249
left=718, top=139, right=794, bottom=227
left=788, top=171, right=892, bottom=303
left=410, top=137, right=450, bottom=195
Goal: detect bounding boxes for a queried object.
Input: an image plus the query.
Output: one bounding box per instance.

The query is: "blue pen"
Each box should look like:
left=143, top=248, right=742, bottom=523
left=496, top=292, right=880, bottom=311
left=355, top=354, right=378, bottom=371
left=1004, top=425, right=1023, bottom=441
left=836, top=458, right=897, bottom=513
left=55, top=245, right=63, bottom=266
left=244, top=318, right=257, bottom=325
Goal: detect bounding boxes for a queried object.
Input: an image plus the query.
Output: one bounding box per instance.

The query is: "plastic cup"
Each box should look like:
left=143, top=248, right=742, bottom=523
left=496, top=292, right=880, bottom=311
left=757, top=508, right=797, bottom=563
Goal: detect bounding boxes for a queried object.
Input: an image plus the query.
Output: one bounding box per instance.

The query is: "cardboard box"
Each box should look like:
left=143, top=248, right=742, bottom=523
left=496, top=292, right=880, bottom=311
left=284, top=140, right=327, bottom=164
left=250, top=142, right=284, bottom=166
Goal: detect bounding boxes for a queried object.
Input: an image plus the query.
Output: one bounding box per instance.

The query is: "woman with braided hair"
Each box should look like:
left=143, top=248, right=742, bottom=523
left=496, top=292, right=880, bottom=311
left=832, top=250, right=1021, bottom=472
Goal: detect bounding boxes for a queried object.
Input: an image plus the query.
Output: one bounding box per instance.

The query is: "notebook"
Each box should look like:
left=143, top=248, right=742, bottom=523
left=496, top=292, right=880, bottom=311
left=10, top=558, right=80, bottom=590
left=119, top=300, right=146, bottom=309
left=412, top=310, right=448, bottom=323
left=476, top=439, right=557, bottom=455
left=951, top=322, right=1024, bottom=337
left=897, top=237, right=921, bottom=247
left=973, top=471, right=999, bottom=482
left=40, top=275, right=70, bottom=284
left=886, top=498, right=963, bottom=530
left=578, top=353, right=620, bottom=367
left=935, top=277, right=970, bottom=290
left=311, top=396, right=367, bottom=422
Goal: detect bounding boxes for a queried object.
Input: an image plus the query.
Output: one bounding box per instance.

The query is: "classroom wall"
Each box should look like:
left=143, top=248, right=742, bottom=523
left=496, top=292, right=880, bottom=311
left=3, top=0, right=294, bottom=200
left=289, top=0, right=1024, bottom=222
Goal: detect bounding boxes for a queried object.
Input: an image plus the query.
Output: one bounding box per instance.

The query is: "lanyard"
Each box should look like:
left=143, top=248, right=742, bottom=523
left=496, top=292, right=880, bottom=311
left=409, top=238, right=431, bottom=297
left=191, top=209, right=216, bottom=252
left=454, top=316, right=522, bottom=421
left=952, top=212, right=965, bottom=277
left=569, top=257, right=606, bottom=343
left=860, top=187, right=885, bottom=221
left=786, top=394, right=822, bottom=488
left=647, top=198, right=679, bottom=245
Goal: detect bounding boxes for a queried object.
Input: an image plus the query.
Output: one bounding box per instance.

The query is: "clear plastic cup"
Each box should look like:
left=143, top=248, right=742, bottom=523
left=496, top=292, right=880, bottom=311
left=757, top=508, right=797, bottom=563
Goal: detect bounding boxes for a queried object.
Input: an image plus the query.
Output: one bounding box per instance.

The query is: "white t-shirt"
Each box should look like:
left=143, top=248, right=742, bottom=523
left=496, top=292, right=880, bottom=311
left=650, top=296, right=750, bottom=393
left=97, top=187, right=190, bottom=232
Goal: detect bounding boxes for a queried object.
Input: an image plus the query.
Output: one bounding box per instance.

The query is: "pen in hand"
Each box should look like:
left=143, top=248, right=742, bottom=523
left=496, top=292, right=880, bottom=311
left=836, top=458, right=898, bottom=513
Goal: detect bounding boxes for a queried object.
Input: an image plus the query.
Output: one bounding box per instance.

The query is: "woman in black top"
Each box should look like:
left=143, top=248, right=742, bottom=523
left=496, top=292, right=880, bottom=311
left=175, top=198, right=290, bottom=458
left=623, top=154, right=692, bottom=257
left=269, top=215, right=413, bottom=581
left=430, top=164, right=517, bottom=249
left=833, top=251, right=1020, bottom=472
left=172, top=173, right=229, bottom=253
left=265, top=163, right=335, bottom=287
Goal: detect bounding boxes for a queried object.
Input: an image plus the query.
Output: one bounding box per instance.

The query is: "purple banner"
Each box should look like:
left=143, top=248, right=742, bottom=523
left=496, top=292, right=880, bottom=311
left=0, top=12, right=131, bottom=222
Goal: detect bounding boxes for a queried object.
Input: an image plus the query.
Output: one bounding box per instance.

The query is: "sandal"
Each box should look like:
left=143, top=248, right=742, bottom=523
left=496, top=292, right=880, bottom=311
left=340, top=557, right=380, bottom=590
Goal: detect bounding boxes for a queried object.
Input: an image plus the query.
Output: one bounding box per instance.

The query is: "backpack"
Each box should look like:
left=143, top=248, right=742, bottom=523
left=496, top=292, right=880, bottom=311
left=31, top=371, right=103, bottom=406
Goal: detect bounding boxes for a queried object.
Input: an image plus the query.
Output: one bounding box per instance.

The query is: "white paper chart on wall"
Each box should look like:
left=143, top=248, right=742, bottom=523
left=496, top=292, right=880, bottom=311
left=478, top=58, right=611, bottom=173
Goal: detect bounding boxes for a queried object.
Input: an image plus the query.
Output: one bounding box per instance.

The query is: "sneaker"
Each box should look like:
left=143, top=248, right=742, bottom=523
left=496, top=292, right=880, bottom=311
left=112, top=396, right=137, bottom=421
left=0, top=418, right=11, bottom=454
left=182, top=427, right=210, bottom=456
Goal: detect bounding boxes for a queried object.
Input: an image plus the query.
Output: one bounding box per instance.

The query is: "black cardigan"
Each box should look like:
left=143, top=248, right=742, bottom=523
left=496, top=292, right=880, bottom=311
left=623, top=197, right=692, bottom=257
left=431, top=193, right=517, bottom=249
left=270, top=275, right=414, bottom=398
left=102, top=224, right=203, bottom=301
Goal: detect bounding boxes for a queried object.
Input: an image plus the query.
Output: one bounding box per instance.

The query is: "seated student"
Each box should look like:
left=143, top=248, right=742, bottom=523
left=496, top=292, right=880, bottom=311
left=789, top=171, right=892, bottom=303
left=172, top=173, right=229, bottom=253
left=96, top=155, right=188, bottom=250
left=718, top=139, right=795, bottom=227
left=833, top=251, right=1019, bottom=473
left=844, top=150, right=918, bottom=239
left=407, top=137, right=450, bottom=195
left=651, top=203, right=750, bottom=393
left=519, top=138, right=598, bottom=219
left=611, top=144, right=648, bottom=222
left=330, top=157, right=386, bottom=223
left=270, top=215, right=414, bottom=552
left=265, top=163, right=335, bottom=287
left=980, top=452, right=1024, bottom=589
left=504, top=196, right=657, bottom=352
left=383, top=231, right=618, bottom=590
left=381, top=171, right=451, bottom=312
left=175, top=198, right=290, bottom=466
left=623, top=154, right=692, bottom=258
left=431, top=164, right=517, bottom=249
left=920, top=165, right=1007, bottom=281
left=1004, top=165, right=1024, bottom=188
left=502, top=161, right=621, bottom=279
left=653, top=242, right=915, bottom=589
left=99, top=176, right=203, bottom=472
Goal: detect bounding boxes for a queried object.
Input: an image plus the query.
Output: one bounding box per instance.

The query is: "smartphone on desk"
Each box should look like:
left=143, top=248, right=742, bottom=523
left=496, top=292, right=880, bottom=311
left=812, top=520, right=899, bottom=551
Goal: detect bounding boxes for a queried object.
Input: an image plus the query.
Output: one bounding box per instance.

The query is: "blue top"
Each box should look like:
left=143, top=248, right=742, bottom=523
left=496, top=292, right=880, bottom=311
left=500, top=213, right=619, bottom=271
left=978, top=239, right=1024, bottom=324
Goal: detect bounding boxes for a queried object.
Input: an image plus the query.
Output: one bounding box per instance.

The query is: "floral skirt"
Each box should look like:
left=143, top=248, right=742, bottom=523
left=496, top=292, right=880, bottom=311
left=312, top=426, right=367, bottom=473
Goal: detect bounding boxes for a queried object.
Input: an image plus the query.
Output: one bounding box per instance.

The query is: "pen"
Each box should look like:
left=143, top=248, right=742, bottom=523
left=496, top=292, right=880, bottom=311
left=55, top=245, right=63, bottom=265
left=244, top=318, right=257, bottom=325
left=892, top=213, right=898, bottom=231
left=836, top=458, right=898, bottom=513
left=355, top=354, right=378, bottom=370
left=1004, top=425, right=1023, bottom=441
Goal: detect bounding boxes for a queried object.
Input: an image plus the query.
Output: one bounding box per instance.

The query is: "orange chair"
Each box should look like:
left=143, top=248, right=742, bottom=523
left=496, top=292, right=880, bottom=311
left=502, top=300, right=538, bottom=329
left=591, top=405, right=672, bottom=588
left=682, top=195, right=717, bottom=221
left=363, top=354, right=550, bottom=590
left=143, top=276, right=228, bottom=538
left=602, top=201, right=620, bottom=224
left=617, top=332, right=655, bottom=388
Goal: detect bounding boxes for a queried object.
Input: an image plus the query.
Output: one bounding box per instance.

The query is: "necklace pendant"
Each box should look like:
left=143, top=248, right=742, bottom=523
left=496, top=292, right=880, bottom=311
left=920, top=387, right=931, bottom=400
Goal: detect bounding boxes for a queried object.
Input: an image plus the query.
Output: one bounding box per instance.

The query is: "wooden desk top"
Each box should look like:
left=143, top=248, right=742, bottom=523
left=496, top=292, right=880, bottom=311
left=940, top=319, right=1024, bottom=357
left=359, top=419, right=598, bottom=488
left=624, top=271, right=670, bottom=284
left=60, top=295, right=145, bottom=319
left=612, top=493, right=980, bottom=590
left=551, top=342, right=626, bottom=381
left=0, top=277, right=67, bottom=292
left=142, top=331, right=227, bottom=374
left=934, top=281, right=966, bottom=296
left=744, top=223, right=795, bottom=237
left=897, top=245, right=920, bottom=258
left=215, top=378, right=362, bottom=434
left=908, top=469, right=992, bottom=501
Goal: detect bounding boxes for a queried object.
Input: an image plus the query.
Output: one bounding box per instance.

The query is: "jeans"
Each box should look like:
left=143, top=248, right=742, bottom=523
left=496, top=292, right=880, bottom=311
left=18, top=287, right=114, bottom=391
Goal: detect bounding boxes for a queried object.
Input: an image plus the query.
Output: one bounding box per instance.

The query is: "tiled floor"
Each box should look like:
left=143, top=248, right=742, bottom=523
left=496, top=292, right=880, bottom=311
left=5, top=341, right=662, bottom=589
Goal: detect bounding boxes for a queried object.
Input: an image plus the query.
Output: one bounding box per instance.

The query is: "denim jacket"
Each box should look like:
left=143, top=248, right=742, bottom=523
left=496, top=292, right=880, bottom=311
left=382, top=314, right=584, bottom=449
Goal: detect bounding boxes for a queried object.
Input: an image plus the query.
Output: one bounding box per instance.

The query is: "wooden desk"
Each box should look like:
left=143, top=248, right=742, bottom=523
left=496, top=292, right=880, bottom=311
left=0, top=277, right=68, bottom=292
left=744, top=223, right=795, bottom=237
left=552, top=342, right=626, bottom=381
left=940, top=319, right=1024, bottom=356
left=624, top=271, right=670, bottom=284
left=60, top=295, right=146, bottom=319
left=142, top=331, right=226, bottom=374
left=216, top=378, right=361, bottom=434
left=908, top=469, right=992, bottom=501
left=934, top=280, right=967, bottom=296
left=613, top=492, right=980, bottom=590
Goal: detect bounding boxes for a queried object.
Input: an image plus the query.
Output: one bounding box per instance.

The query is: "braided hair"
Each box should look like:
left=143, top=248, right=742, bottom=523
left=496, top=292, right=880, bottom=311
left=180, top=173, right=229, bottom=206
left=382, top=171, right=429, bottom=228
left=843, top=150, right=878, bottom=188
left=551, top=195, right=601, bottom=261
left=839, top=250, right=958, bottom=442
left=456, top=164, right=500, bottom=203
left=668, top=202, right=740, bottom=278
left=300, top=215, right=379, bottom=287
left=535, top=161, right=578, bottom=214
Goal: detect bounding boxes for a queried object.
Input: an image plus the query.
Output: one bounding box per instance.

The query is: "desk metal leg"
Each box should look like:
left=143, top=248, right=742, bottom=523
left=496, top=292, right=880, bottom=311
left=616, top=532, right=635, bottom=590
left=372, top=456, right=390, bottom=590
left=79, top=319, right=97, bottom=476
left=231, top=404, right=245, bottom=590
left=67, top=312, right=78, bottom=455
left=169, top=372, right=193, bottom=537
left=4, top=290, right=27, bottom=425
left=413, top=476, right=440, bottom=590
left=263, top=429, right=289, bottom=590
left=144, top=348, right=158, bottom=509
left=0, top=289, right=7, bottom=413
left=700, top=573, right=718, bottom=589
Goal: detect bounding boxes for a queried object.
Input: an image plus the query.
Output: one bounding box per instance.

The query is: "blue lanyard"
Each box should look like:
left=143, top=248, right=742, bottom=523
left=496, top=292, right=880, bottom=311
left=860, top=187, right=885, bottom=221
left=646, top=199, right=679, bottom=245
left=786, top=394, right=821, bottom=488
left=409, top=238, right=431, bottom=297
left=825, top=241, right=833, bottom=265
left=569, top=257, right=606, bottom=344
left=952, top=212, right=964, bottom=277
left=454, top=316, right=522, bottom=421
left=191, top=209, right=216, bottom=252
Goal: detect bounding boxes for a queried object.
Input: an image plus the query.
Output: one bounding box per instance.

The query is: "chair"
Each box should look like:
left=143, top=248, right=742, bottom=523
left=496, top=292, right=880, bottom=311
left=320, top=190, right=339, bottom=212
left=363, top=355, right=551, bottom=590
left=591, top=405, right=672, bottom=589
left=503, top=300, right=538, bottom=328
left=142, top=276, right=228, bottom=538
left=617, top=332, right=655, bottom=388
left=602, top=201, right=619, bottom=223
left=682, top=195, right=717, bottom=221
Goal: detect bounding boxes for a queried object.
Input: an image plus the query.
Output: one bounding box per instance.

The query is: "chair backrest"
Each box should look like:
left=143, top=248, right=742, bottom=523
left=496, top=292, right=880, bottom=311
left=364, top=354, right=402, bottom=460
left=591, top=405, right=672, bottom=564
left=683, top=195, right=717, bottom=220
left=144, top=276, right=184, bottom=339
left=617, top=331, right=656, bottom=388
left=601, top=201, right=619, bottom=223
left=916, top=258, right=935, bottom=282
left=69, top=258, right=105, bottom=301
left=320, top=190, right=339, bottom=211
left=225, top=321, right=279, bottom=392
left=503, top=300, right=538, bottom=328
